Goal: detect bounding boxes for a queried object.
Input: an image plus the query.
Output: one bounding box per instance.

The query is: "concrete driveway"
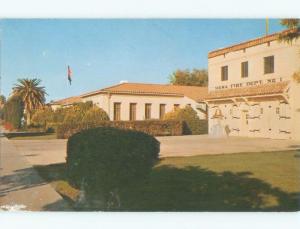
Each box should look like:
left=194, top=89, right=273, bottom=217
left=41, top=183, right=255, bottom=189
left=9, top=135, right=300, bottom=166
left=158, top=135, right=300, bottom=157
left=0, top=137, right=70, bottom=211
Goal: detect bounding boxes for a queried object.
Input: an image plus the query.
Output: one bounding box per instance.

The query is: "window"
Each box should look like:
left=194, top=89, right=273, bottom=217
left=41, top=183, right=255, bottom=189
left=276, top=107, right=280, bottom=114
left=159, top=104, right=166, bottom=119
left=174, top=104, right=180, bottom=111
left=145, top=103, right=152, bottom=120
left=221, top=66, right=228, bottom=81
left=129, top=103, right=137, bottom=121
left=113, top=103, right=121, bottom=121
left=264, top=56, right=274, bottom=74
left=241, top=61, right=248, bottom=78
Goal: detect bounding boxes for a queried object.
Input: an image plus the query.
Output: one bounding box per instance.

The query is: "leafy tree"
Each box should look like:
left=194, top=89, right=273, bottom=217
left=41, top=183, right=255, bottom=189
left=3, top=96, right=24, bottom=129
left=0, top=95, right=6, bottom=120
left=279, top=19, right=300, bottom=83
left=169, top=69, right=208, bottom=86
left=0, top=95, right=6, bottom=108
left=12, top=78, right=47, bottom=125
left=279, top=19, right=300, bottom=44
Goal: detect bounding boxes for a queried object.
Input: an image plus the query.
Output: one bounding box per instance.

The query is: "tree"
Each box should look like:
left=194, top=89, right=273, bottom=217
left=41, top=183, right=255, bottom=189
left=0, top=95, right=6, bottom=109
left=12, top=78, right=47, bottom=125
left=3, top=96, right=24, bottom=129
left=279, top=19, right=300, bottom=83
left=0, top=95, right=6, bottom=120
left=169, top=68, right=208, bottom=86
left=279, top=19, right=300, bottom=44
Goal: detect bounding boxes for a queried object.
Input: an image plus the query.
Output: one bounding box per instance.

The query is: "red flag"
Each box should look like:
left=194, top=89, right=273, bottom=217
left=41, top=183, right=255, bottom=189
left=67, top=65, right=72, bottom=85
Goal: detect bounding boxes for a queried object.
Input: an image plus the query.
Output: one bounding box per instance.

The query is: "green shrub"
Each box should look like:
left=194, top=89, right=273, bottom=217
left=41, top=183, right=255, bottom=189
left=31, top=107, right=55, bottom=128
left=164, top=106, right=208, bottom=135
left=82, top=107, right=109, bottom=122
left=61, top=103, right=109, bottom=125
left=67, top=127, right=160, bottom=209
left=52, top=107, right=68, bottom=123
left=53, top=102, right=94, bottom=124
left=63, top=112, right=83, bottom=124
left=57, top=120, right=183, bottom=139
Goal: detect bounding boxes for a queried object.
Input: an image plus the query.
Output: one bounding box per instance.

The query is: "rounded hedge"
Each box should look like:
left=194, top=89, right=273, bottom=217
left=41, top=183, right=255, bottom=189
left=66, top=127, right=160, bottom=208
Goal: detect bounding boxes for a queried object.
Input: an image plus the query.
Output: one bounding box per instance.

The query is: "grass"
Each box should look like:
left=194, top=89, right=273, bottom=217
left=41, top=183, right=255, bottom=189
left=5, top=132, right=57, bottom=140
left=34, top=150, right=300, bottom=211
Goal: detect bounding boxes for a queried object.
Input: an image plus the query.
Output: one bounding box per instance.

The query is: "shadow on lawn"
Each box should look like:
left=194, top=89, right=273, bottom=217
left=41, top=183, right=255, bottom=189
left=35, top=163, right=300, bottom=212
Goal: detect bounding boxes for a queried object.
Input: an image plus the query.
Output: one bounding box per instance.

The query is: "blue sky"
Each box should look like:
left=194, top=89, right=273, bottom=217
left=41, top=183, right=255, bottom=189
left=0, top=19, right=285, bottom=102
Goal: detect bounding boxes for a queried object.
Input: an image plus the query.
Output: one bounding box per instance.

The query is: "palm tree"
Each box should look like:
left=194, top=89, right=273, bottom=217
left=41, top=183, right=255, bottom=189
left=12, top=78, right=47, bottom=125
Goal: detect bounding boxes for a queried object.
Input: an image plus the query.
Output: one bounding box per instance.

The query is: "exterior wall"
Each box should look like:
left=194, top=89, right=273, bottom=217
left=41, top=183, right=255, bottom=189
left=208, top=39, right=300, bottom=91
left=50, top=104, right=61, bottom=111
left=290, top=81, right=300, bottom=140
left=50, top=104, right=73, bottom=111
left=208, top=38, right=300, bottom=140
left=208, top=97, right=293, bottom=139
left=82, top=94, right=207, bottom=121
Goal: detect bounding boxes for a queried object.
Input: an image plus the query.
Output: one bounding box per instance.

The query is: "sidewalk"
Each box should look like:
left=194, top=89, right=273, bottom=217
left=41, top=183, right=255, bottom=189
left=0, top=136, right=71, bottom=211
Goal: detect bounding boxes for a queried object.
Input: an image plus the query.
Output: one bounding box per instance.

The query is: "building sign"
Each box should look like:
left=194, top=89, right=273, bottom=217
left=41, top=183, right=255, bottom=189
left=214, top=77, right=282, bottom=90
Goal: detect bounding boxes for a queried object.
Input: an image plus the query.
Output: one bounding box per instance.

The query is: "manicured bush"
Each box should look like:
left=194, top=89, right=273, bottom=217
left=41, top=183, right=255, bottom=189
left=57, top=120, right=183, bottom=139
left=164, top=105, right=208, bottom=135
left=66, top=127, right=160, bottom=209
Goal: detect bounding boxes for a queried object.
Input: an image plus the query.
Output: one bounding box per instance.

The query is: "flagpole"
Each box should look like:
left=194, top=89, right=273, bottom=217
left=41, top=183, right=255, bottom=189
left=266, top=18, right=269, bottom=36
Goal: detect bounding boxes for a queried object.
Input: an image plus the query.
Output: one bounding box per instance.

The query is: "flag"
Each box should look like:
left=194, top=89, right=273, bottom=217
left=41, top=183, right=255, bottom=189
left=67, top=65, right=72, bottom=85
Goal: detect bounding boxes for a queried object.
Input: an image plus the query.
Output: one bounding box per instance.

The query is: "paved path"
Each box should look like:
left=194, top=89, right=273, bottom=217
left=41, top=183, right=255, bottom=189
left=157, top=135, right=300, bottom=157
left=0, top=137, right=70, bottom=211
left=8, top=135, right=300, bottom=167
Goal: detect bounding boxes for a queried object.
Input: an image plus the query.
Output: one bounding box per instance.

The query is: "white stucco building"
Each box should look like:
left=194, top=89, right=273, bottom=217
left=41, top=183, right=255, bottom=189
left=80, top=83, right=208, bottom=121
left=50, top=96, right=82, bottom=110
left=206, top=29, right=300, bottom=140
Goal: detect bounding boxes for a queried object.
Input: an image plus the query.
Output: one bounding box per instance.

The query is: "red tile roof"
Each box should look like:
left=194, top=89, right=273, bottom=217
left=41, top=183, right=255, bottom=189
left=51, top=96, right=82, bottom=106
left=208, top=29, right=298, bottom=58
left=81, top=83, right=208, bottom=102
left=205, top=81, right=290, bottom=100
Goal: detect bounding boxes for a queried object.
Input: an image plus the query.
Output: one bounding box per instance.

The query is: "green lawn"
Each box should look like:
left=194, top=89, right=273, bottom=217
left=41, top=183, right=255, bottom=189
left=5, top=132, right=57, bottom=140
left=35, top=150, right=300, bottom=211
